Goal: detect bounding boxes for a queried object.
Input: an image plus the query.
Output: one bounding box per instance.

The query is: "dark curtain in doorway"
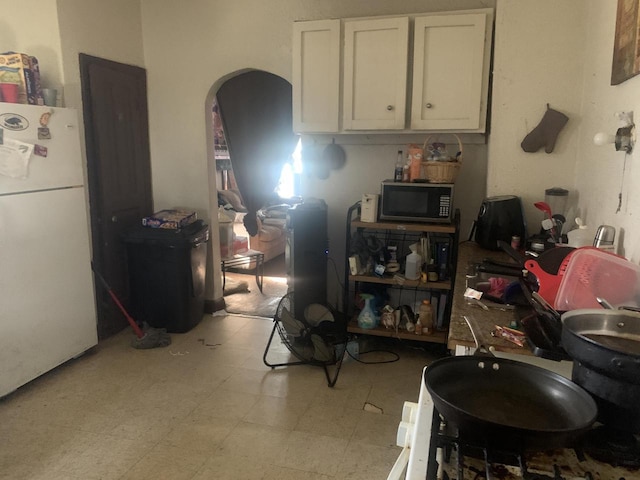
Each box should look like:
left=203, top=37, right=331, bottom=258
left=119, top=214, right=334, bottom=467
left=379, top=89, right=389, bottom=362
left=216, top=71, right=299, bottom=236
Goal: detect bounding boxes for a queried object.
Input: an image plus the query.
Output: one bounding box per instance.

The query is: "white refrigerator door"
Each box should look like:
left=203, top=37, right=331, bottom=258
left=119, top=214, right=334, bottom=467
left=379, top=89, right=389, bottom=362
left=0, top=103, right=84, bottom=195
left=0, top=187, right=97, bottom=397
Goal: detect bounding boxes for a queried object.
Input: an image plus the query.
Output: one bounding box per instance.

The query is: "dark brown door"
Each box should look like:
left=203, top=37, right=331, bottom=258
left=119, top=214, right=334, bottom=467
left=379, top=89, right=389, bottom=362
left=80, top=54, right=153, bottom=339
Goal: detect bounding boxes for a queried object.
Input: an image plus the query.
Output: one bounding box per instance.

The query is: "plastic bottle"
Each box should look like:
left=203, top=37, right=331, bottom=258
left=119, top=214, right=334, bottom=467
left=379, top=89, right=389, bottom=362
left=357, top=294, right=378, bottom=329
left=402, top=162, right=410, bottom=182
left=405, top=245, right=421, bottom=280
left=566, top=217, right=593, bottom=248
left=414, top=316, right=423, bottom=336
left=394, top=150, right=404, bottom=182
left=419, top=300, right=433, bottom=334
left=409, top=146, right=422, bottom=181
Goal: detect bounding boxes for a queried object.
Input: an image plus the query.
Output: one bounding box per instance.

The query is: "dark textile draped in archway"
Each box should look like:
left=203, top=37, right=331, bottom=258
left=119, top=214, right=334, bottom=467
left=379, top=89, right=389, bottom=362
left=216, top=71, right=299, bottom=236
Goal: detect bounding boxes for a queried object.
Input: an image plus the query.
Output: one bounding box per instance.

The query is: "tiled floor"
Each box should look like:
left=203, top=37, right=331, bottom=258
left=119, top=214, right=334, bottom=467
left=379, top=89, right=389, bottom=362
left=0, top=312, right=441, bottom=479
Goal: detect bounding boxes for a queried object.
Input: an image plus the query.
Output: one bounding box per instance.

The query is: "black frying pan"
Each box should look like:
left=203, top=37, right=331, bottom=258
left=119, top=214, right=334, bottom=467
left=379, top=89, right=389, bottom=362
left=424, top=317, right=597, bottom=449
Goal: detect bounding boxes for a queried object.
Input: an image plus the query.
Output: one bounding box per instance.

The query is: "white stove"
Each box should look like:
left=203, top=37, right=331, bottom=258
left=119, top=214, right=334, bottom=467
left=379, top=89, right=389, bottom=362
left=387, top=365, right=435, bottom=480
left=388, top=350, right=640, bottom=480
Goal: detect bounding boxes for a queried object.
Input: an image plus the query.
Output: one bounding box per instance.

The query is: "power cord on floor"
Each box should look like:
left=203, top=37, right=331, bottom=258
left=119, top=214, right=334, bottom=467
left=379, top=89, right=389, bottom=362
left=344, top=334, right=400, bottom=364
left=346, top=348, right=400, bottom=364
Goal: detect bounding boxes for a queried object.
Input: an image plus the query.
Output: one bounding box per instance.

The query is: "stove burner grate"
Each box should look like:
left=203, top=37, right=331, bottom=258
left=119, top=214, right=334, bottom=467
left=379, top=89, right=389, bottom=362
left=423, top=407, right=640, bottom=480
left=427, top=407, right=577, bottom=480
left=581, top=426, right=640, bottom=469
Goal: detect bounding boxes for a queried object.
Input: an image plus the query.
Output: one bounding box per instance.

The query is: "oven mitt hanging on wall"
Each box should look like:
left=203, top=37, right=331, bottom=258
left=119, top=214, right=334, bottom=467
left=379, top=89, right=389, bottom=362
left=521, top=104, right=569, bottom=153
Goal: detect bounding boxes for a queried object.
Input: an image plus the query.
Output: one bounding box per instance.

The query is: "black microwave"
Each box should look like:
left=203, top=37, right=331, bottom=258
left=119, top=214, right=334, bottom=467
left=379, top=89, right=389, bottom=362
left=379, top=180, right=453, bottom=223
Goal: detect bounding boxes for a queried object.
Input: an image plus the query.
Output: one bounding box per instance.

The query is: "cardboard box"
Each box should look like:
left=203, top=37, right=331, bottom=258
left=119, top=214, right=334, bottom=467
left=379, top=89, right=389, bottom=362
left=233, top=236, right=249, bottom=255
left=219, top=222, right=234, bottom=258
left=0, top=52, right=43, bottom=105
left=29, top=56, right=43, bottom=103
left=142, top=209, right=197, bottom=229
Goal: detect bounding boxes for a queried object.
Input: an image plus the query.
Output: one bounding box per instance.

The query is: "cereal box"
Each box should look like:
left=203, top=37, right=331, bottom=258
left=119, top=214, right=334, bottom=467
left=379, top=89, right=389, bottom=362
left=29, top=56, right=43, bottom=103
left=142, top=209, right=197, bottom=229
left=0, top=52, right=43, bottom=105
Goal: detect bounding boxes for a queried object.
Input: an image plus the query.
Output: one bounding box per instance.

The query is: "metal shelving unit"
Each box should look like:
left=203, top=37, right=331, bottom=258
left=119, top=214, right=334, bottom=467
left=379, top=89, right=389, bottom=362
left=344, top=203, right=460, bottom=344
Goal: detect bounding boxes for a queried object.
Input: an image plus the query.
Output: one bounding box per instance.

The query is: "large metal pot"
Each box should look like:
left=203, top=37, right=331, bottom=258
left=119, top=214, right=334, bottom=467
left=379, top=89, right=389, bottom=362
left=561, top=309, right=640, bottom=432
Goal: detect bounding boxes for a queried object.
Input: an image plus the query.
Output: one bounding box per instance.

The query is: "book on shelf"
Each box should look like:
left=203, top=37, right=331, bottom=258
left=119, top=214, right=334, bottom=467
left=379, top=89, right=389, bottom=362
left=436, top=292, right=448, bottom=329
left=430, top=292, right=439, bottom=321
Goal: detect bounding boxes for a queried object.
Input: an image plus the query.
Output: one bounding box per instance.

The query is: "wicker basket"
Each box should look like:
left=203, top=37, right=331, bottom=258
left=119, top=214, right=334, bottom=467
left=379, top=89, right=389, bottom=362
left=421, top=134, right=463, bottom=184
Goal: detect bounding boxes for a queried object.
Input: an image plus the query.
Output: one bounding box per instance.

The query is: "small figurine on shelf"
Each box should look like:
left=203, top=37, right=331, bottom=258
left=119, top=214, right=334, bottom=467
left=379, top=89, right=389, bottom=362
left=380, top=305, right=396, bottom=329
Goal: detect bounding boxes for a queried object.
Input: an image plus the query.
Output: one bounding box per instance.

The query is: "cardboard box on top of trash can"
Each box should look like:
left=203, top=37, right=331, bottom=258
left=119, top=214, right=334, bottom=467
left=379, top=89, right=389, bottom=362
left=142, top=209, right=197, bottom=229
left=0, top=52, right=43, bottom=105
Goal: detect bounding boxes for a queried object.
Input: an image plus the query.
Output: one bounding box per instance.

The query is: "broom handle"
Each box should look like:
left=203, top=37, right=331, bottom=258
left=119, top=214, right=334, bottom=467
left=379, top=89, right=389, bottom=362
left=105, top=289, right=145, bottom=339
left=92, top=264, right=145, bottom=339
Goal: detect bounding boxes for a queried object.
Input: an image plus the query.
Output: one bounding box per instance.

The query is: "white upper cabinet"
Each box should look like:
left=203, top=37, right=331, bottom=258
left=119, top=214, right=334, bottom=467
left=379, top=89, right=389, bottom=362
left=291, top=9, right=493, bottom=134
left=292, top=19, right=340, bottom=133
left=410, top=13, right=489, bottom=131
left=342, top=17, right=409, bottom=130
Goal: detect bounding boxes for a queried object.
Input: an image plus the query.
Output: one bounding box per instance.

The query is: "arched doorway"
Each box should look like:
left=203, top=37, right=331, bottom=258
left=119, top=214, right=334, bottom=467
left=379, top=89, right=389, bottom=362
left=204, top=70, right=299, bottom=313
left=215, top=71, right=299, bottom=236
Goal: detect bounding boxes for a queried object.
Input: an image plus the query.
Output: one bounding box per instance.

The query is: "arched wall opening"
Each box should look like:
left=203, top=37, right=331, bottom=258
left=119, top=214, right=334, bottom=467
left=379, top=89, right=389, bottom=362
left=203, top=69, right=296, bottom=308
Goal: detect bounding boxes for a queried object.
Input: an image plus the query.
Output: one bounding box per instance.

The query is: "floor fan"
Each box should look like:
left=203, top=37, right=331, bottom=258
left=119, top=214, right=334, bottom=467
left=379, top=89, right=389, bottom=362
left=262, top=292, right=348, bottom=387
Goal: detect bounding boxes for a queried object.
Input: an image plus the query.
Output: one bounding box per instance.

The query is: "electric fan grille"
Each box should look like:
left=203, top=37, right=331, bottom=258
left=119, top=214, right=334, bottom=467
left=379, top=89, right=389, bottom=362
left=273, top=292, right=336, bottom=363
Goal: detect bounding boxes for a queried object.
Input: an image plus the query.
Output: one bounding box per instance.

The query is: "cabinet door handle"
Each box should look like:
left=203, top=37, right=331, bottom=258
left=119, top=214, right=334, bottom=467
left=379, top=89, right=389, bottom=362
left=386, top=105, right=394, bottom=111
left=425, top=103, right=433, bottom=109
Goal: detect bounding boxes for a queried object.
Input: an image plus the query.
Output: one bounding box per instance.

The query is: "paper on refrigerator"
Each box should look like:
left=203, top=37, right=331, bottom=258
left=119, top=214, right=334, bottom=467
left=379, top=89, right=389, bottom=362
left=0, top=138, right=33, bottom=179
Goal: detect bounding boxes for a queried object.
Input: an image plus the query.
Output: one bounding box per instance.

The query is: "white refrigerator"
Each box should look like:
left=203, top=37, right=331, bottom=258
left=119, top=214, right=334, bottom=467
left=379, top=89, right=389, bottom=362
left=0, top=102, right=97, bottom=398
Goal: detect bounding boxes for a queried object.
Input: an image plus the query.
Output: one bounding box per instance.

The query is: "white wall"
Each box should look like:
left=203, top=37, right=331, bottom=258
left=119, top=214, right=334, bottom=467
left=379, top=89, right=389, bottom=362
left=488, top=0, right=640, bottom=264
left=56, top=0, right=145, bottom=110
left=577, top=1, right=640, bottom=263
left=0, top=1, right=145, bottom=111
left=140, top=0, right=495, bottom=304
left=488, top=0, right=586, bottom=233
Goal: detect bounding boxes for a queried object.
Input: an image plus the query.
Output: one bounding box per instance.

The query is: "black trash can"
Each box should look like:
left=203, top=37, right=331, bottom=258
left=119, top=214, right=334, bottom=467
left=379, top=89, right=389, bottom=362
left=123, top=220, right=209, bottom=333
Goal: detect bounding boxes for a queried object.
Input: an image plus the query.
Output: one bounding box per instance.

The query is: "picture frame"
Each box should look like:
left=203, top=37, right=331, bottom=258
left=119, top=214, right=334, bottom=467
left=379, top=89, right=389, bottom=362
left=611, top=0, right=640, bottom=85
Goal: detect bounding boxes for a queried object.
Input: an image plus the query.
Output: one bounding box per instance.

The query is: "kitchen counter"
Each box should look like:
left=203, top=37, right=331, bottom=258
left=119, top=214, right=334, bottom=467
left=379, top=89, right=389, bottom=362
left=448, top=241, right=534, bottom=355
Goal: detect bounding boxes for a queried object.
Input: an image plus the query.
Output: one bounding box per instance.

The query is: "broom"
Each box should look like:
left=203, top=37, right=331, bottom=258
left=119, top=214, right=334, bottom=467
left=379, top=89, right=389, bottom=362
left=91, top=263, right=171, bottom=349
